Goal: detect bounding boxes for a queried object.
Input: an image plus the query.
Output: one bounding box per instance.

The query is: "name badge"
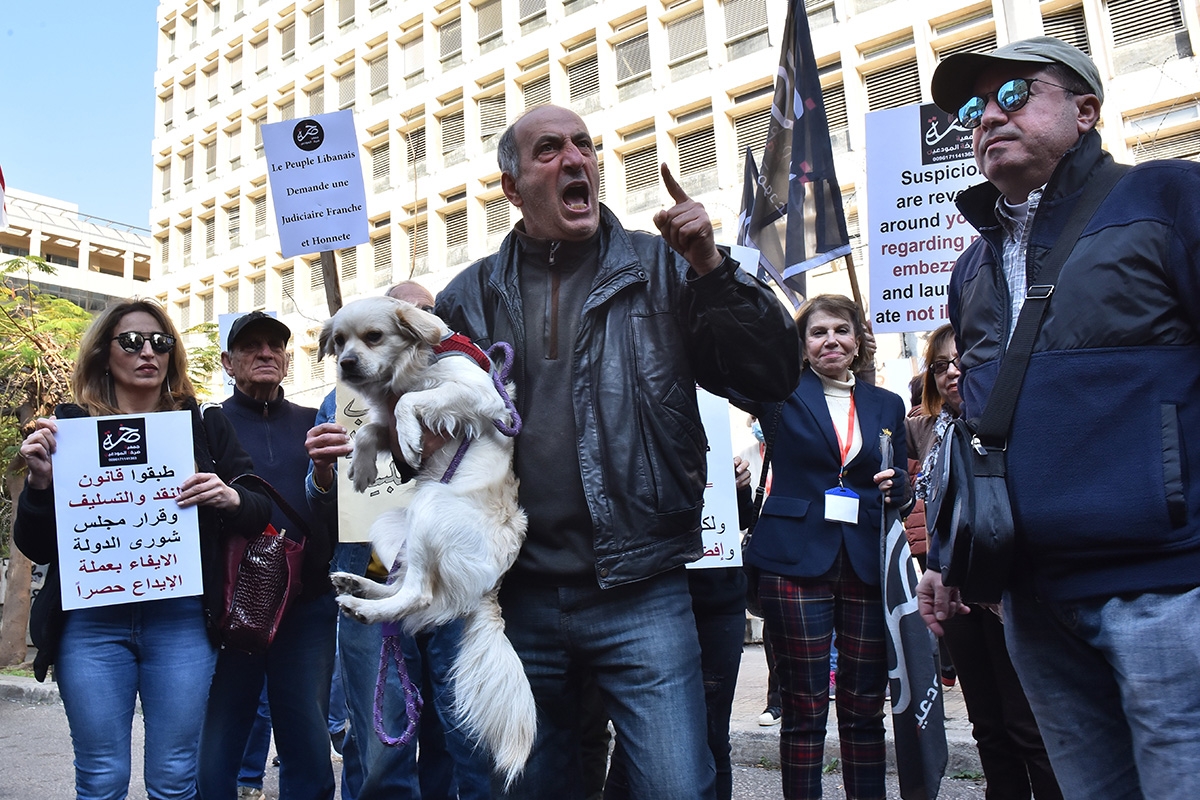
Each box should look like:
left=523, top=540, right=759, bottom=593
left=825, top=487, right=859, bottom=524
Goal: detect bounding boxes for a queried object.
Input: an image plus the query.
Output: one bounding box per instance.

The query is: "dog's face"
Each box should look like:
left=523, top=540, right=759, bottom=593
left=319, top=297, right=448, bottom=394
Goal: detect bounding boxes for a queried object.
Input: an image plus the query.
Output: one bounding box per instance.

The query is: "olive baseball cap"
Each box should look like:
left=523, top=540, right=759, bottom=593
left=931, top=36, right=1104, bottom=114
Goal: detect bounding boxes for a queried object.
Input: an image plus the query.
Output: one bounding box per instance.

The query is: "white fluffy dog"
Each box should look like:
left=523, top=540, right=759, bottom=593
left=318, top=295, right=533, bottom=786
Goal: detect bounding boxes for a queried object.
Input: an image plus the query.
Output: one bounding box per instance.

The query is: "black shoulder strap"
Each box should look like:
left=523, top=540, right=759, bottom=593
left=975, top=160, right=1130, bottom=446
left=230, top=472, right=312, bottom=542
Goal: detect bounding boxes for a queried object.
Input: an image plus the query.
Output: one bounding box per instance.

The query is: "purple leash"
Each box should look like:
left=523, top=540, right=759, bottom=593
left=438, top=341, right=523, bottom=484
left=374, top=559, right=423, bottom=747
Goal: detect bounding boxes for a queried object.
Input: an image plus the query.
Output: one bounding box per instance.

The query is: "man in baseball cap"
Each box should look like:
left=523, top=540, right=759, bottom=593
left=919, top=36, right=1200, bottom=800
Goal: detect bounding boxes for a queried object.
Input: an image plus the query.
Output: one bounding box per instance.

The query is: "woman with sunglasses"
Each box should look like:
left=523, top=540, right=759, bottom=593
left=14, top=299, right=270, bottom=800
left=907, top=324, right=1061, bottom=800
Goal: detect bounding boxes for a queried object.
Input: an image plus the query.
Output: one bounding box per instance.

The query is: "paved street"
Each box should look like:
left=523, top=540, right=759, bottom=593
left=1, top=643, right=987, bottom=798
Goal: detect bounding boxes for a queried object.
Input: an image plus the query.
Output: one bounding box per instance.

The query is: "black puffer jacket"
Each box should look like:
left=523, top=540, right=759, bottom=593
left=436, top=206, right=800, bottom=587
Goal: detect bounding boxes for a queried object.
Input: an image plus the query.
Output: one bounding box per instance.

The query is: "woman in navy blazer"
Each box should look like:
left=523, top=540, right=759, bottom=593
left=743, top=295, right=909, bottom=800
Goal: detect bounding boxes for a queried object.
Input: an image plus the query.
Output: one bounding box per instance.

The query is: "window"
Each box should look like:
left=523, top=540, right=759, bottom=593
left=805, top=0, right=837, bottom=29
left=339, top=69, right=355, bottom=109
left=567, top=54, right=599, bottom=113
left=159, top=234, right=170, bottom=270
left=281, top=266, right=296, bottom=314
left=203, top=292, right=214, bottom=322
left=666, top=10, right=707, bottom=80
left=371, top=141, right=390, bottom=189
left=1042, top=6, right=1090, bottom=55
left=204, top=215, right=216, bottom=255
left=615, top=33, right=651, bottom=100
left=406, top=126, right=427, bottom=176
left=309, top=349, right=325, bottom=383
left=280, top=99, right=295, bottom=120
left=734, top=106, right=771, bottom=173
left=308, top=84, right=324, bottom=114
left=205, top=66, right=219, bottom=106
left=523, top=74, right=550, bottom=110
left=478, top=0, right=502, bottom=49
left=864, top=58, right=921, bottom=111
left=485, top=195, right=510, bottom=242
left=823, top=80, right=849, bottom=153
left=373, top=233, right=392, bottom=286
left=677, top=125, right=717, bottom=194
left=1108, top=0, right=1186, bottom=47
left=1132, top=128, right=1200, bottom=161
left=403, top=35, right=424, bottom=86
left=253, top=37, right=267, bottom=75
left=339, top=246, right=358, bottom=282
left=624, top=143, right=659, bottom=211
left=723, top=0, right=768, bottom=59
left=252, top=274, right=266, bottom=309
left=253, top=195, right=267, bottom=237
left=369, top=53, right=388, bottom=101
left=519, top=0, right=547, bottom=33
left=227, top=200, right=241, bottom=248
left=479, top=94, right=506, bottom=149
left=160, top=162, right=172, bottom=198
left=937, top=31, right=998, bottom=61
left=183, top=81, right=196, bottom=118
left=281, top=21, right=296, bottom=59
left=253, top=115, right=265, bottom=152
left=227, top=282, right=239, bottom=313
left=162, top=91, right=174, bottom=129
left=339, top=0, right=355, bottom=27
left=182, top=225, right=193, bottom=265
left=228, top=124, right=242, bottom=168
left=309, top=4, right=324, bottom=43
left=182, top=151, right=194, bottom=187
left=407, top=218, right=429, bottom=275
left=441, top=109, right=466, bottom=164
left=229, top=51, right=243, bottom=92
left=445, top=208, right=468, bottom=265
left=180, top=298, right=191, bottom=329
left=205, top=140, right=217, bottom=174
left=440, top=18, right=462, bottom=66
left=310, top=257, right=326, bottom=294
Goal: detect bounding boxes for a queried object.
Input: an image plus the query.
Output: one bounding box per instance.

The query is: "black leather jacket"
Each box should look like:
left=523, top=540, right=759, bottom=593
left=436, top=206, right=800, bottom=587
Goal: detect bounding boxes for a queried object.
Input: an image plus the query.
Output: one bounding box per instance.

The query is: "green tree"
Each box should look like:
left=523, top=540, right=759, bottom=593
left=0, top=256, right=92, bottom=665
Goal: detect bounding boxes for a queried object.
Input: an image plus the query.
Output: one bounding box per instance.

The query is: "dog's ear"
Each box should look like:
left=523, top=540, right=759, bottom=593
left=394, top=304, right=447, bottom=347
left=318, top=316, right=337, bottom=360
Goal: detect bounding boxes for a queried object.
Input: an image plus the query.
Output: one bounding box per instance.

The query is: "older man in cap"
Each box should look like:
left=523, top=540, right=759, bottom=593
left=198, top=311, right=338, bottom=800
left=918, top=36, right=1200, bottom=799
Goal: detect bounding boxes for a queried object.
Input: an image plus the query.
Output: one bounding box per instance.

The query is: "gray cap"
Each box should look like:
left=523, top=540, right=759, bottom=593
left=931, top=36, right=1104, bottom=114
left=227, top=311, right=291, bottom=351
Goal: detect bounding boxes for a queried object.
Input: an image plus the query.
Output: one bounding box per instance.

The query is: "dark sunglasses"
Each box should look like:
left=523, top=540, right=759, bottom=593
left=930, top=356, right=960, bottom=375
left=113, top=331, right=176, bottom=354
left=957, top=77, right=1073, bottom=129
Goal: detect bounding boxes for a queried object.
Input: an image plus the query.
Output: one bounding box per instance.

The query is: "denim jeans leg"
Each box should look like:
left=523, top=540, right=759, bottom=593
left=695, top=611, right=745, bottom=800
left=267, top=592, right=338, bottom=800
left=136, top=598, right=219, bottom=800
left=237, top=682, right=272, bottom=788
left=199, top=649, right=269, bottom=799
left=422, top=620, right=494, bottom=800
left=57, top=607, right=142, bottom=800
left=1004, top=588, right=1144, bottom=799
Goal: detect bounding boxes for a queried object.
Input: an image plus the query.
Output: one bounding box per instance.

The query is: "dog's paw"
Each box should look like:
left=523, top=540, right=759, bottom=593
left=330, top=572, right=369, bottom=598
left=335, top=594, right=380, bottom=625
left=348, top=452, right=379, bottom=493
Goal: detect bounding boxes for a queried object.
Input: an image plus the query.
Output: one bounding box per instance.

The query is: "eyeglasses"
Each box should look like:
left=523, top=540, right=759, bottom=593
left=113, top=331, right=176, bottom=354
left=930, top=357, right=960, bottom=375
left=957, top=78, right=1074, bottom=129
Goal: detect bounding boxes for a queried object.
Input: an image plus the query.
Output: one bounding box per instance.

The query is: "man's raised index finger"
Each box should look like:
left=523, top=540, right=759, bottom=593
left=660, top=162, right=689, bottom=204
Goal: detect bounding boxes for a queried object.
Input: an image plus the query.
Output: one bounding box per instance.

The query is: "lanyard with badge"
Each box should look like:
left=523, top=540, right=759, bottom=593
left=825, top=391, right=859, bottom=524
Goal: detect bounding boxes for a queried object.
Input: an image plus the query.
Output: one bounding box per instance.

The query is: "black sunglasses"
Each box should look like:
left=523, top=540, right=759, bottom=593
left=957, top=77, right=1073, bottom=129
left=930, top=357, right=960, bottom=375
left=113, top=331, right=176, bottom=354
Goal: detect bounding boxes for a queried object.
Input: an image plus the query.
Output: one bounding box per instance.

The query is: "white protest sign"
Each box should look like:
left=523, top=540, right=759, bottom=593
left=262, top=109, right=369, bottom=258
left=53, top=411, right=203, bottom=611
left=688, top=389, right=742, bottom=569
left=335, top=383, right=416, bottom=543
left=865, top=103, right=982, bottom=333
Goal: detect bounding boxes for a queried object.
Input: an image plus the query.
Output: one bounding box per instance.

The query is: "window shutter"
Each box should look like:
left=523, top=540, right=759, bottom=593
left=205, top=216, right=216, bottom=255
left=478, top=0, right=502, bottom=40
left=678, top=126, right=715, bottom=176
left=310, top=259, right=325, bottom=293
left=309, top=85, right=324, bottom=114
left=203, top=293, right=214, bottom=322
left=227, top=283, right=239, bottom=313
left=445, top=209, right=468, bottom=246
left=404, top=36, right=424, bottom=76
left=667, top=10, right=706, bottom=62
left=254, top=195, right=266, bottom=232
left=724, top=0, right=767, bottom=39
left=374, top=233, right=392, bottom=286
left=252, top=275, right=266, bottom=308
left=937, top=31, right=998, bottom=60
left=1108, top=0, right=1185, bottom=47
left=281, top=22, right=295, bottom=57
left=864, top=59, right=922, bottom=111
left=372, top=142, right=390, bottom=184
left=182, top=226, right=192, bottom=257
left=339, top=0, right=354, bottom=26
left=442, top=110, right=465, bottom=153
left=624, top=144, right=658, bottom=192
left=480, top=94, right=507, bottom=138
left=228, top=202, right=241, bottom=246
left=281, top=267, right=295, bottom=313
left=568, top=55, right=599, bottom=101
left=524, top=75, right=551, bottom=109
left=407, top=126, right=427, bottom=163
left=160, top=235, right=170, bottom=266
left=823, top=81, right=848, bottom=130
left=280, top=100, right=295, bottom=120
left=205, top=141, right=217, bottom=172
left=309, top=5, right=324, bottom=41
left=519, top=0, right=545, bottom=21
left=340, top=246, right=358, bottom=281
left=485, top=196, right=510, bottom=234
left=615, top=33, right=651, bottom=82
left=180, top=300, right=191, bottom=330
left=310, top=349, right=325, bottom=383
left=440, top=18, right=462, bottom=60
left=183, top=152, right=194, bottom=183
left=1042, top=7, right=1090, bottom=54
left=1133, top=128, right=1200, bottom=161
left=370, top=53, right=388, bottom=94
left=339, top=69, right=355, bottom=108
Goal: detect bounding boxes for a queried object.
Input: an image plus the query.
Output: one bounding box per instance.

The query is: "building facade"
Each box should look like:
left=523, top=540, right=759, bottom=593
left=148, top=0, right=1200, bottom=402
left=1, top=188, right=151, bottom=311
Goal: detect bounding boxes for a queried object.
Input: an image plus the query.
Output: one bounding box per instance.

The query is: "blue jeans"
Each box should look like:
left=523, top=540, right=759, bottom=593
left=237, top=682, right=272, bottom=789
left=57, top=596, right=217, bottom=800
left=199, top=592, right=338, bottom=800
left=1005, top=586, right=1200, bottom=800
left=333, top=541, right=491, bottom=800
left=497, top=569, right=715, bottom=800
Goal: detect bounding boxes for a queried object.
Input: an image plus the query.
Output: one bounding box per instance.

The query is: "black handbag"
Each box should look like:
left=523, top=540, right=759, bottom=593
left=926, top=160, right=1128, bottom=603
